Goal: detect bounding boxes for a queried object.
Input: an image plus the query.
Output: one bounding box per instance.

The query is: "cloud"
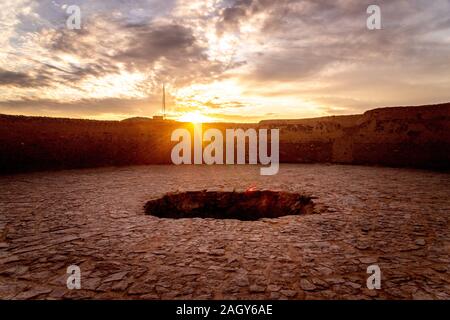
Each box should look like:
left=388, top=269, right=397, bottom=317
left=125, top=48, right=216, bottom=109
left=113, top=22, right=223, bottom=86
left=117, top=23, right=201, bottom=62
left=0, top=0, right=449, bottom=120
left=0, top=68, right=50, bottom=87
left=0, top=96, right=160, bottom=119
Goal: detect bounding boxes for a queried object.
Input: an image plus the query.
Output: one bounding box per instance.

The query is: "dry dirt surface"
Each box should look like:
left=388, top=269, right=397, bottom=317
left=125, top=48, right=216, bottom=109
left=0, top=164, right=449, bottom=300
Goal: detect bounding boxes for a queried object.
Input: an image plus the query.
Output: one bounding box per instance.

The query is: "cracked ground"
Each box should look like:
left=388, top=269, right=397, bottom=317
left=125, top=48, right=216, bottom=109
left=0, top=164, right=449, bottom=299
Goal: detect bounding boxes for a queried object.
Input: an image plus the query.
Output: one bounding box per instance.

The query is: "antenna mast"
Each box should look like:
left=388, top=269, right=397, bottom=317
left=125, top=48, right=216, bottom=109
left=162, top=83, right=166, bottom=119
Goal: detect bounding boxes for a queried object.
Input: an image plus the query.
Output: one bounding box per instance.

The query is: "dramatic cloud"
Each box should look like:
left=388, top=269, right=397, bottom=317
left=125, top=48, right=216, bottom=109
left=0, top=68, right=50, bottom=87
left=0, top=0, right=449, bottom=121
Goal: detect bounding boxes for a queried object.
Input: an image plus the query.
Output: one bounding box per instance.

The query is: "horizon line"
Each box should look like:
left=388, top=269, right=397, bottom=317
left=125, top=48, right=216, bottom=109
left=0, top=101, right=449, bottom=124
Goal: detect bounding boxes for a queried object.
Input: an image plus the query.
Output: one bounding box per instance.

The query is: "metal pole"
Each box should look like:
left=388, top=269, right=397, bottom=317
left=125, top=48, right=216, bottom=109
left=162, top=84, right=166, bottom=119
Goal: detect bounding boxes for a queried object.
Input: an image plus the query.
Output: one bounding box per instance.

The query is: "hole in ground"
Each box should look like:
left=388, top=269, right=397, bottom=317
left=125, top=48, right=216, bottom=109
left=144, top=190, right=315, bottom=221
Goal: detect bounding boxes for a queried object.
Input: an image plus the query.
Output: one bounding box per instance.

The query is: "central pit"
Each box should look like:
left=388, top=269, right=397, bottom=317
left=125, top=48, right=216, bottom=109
left=144, top=190, right=314, bottom=221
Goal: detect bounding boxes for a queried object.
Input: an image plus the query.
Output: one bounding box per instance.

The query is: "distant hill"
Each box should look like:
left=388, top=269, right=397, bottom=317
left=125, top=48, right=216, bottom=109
left=121, top=117, right=153, bottom=122
left=0, top=103, right=449, bottom=173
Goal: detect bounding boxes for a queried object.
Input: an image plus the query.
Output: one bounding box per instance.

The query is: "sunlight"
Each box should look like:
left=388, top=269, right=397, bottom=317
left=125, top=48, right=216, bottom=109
left=178, top=112, right=214, bottom=123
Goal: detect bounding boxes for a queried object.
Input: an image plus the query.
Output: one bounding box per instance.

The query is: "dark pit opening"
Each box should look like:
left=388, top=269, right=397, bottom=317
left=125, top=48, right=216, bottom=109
left=144, top=190, right=314, bottom=221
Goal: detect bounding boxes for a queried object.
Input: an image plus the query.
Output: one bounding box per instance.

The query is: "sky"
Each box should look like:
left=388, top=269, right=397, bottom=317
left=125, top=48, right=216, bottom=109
left=0, top=0, right=449, bottom=122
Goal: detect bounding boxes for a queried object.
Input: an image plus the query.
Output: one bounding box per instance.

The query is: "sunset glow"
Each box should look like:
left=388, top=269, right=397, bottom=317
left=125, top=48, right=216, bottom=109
left=0, top=1, right=449, bottom=304
left=178, top=112, right=214, bottom=123
left=0, top=1, right=449, bottom=122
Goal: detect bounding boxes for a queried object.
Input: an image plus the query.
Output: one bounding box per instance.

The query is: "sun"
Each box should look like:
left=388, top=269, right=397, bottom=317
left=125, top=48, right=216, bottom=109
left=178, top=112, right=213, bottom=123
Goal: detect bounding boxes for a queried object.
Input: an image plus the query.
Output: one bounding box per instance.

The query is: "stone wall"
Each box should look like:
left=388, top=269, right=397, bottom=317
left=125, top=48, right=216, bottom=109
left=0, top=103, right=449, bottom=173
left=266, top=103, right=450, bottom=169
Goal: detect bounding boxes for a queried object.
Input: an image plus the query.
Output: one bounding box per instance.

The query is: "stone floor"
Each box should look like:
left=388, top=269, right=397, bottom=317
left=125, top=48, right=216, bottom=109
left=0, top=164, right=449, bottom=300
